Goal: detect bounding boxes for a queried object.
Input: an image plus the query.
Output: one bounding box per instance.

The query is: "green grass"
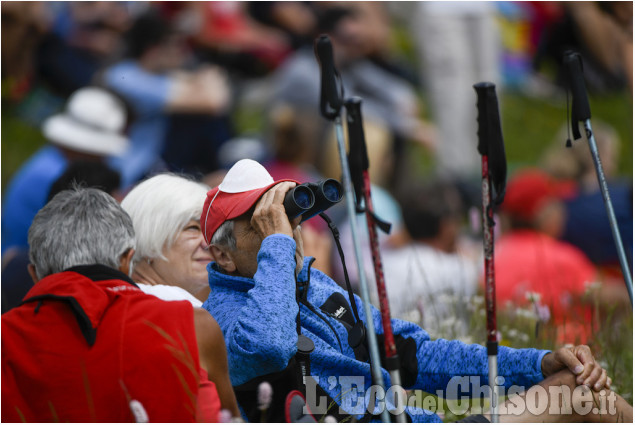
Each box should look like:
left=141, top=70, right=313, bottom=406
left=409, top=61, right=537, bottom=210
left=501, top=91, right=633, bottom=176
left=403, top=89, right=633, bottom=180
left=1, top=104, right=47, bottom=192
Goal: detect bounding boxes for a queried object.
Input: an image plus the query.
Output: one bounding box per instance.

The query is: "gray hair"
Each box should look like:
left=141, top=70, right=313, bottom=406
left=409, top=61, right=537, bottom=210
left=28, top=187, right=136, bottom=280
left=121, top=173, right=209, bottom=265
left=211, top=220, right=236, bottom=251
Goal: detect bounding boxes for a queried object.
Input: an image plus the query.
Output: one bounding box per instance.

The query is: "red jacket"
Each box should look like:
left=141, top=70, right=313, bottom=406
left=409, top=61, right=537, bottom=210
left=495, top=230, right=596, bottom=344
left=2, top=265, right=202, bottom=422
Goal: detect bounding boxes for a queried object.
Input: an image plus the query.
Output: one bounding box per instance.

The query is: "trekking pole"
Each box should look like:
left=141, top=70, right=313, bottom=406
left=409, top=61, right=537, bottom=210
left=345, top=97, right=406, bottom=422
left=474, top=82, right=508, bottom=423
left=314, top=35, right=391, bottom=423
left=563, top=51, right=633, bottom=305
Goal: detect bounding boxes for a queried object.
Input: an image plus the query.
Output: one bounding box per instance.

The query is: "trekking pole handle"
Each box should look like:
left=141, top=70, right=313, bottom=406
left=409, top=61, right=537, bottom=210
left=315, top=35, right=342, bottom=121
left=474, top=82, right=502, bottom=157
left=474, top=82, right=507, bottom=205
left=563, top=51, right=591, bottom=121
left=344, top=97, right=369, bottom=169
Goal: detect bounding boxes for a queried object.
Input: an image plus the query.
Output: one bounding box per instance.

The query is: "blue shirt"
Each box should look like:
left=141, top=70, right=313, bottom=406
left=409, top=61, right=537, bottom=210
left=563, top=183, right=633, bottom=265
left=203, top=234, right=549, bottom=421
left=102, top=60, right=172, bottom=188
left=1, top=146, right=68, bottom=254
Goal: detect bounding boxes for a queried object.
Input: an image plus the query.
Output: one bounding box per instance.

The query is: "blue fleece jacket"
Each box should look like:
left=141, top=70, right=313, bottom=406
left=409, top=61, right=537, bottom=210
left=203, top=234, right=549, bottom=421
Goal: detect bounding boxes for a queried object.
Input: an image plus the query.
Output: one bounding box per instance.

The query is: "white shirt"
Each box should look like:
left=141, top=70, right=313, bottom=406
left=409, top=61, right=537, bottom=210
left=136, top=283, right=202, bottom=308
left=381, top=242, right=479, bottom=340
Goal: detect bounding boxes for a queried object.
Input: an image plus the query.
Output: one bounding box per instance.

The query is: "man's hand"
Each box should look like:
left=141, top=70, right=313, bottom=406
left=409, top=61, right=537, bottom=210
left=251, top=182, right=297, bottom=239
left=541, top=345, right=611, bottom=391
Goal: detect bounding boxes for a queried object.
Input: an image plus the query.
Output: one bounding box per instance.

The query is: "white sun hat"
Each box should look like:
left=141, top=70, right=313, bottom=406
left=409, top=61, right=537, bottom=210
left=42, top=86, right=129, bottom=156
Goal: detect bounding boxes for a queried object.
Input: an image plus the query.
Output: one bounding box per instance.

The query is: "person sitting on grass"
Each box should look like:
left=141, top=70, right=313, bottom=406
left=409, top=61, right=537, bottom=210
left=1, top=187, right=239, bottom=422
left=199, top=159, right=632, bottom=423
left=495, top=168, right=630, bottom=344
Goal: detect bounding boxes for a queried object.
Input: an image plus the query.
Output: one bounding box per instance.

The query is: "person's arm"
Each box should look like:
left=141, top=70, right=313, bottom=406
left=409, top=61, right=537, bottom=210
left=394, top=317, right=548, bottom=392
left=221, top=235, right=299, bottom=386
left=102, top=63, right=171, bottom=117
left=356, top=295, right=611, bottom=394
left=166, top=66, right=231, bottom=114
left=103, top=62, right=230, bottom=116
left=347, top=60, right=437, bottom=150
left=193, top=308, right=240, bottom=417
left=348, top=293, right=548, bottom=393
left=566, top=2, right=632, bottom=91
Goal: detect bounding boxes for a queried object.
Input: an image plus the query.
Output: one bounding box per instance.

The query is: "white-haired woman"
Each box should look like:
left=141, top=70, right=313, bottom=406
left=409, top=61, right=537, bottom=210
left=121, top=174, right=240, bottom=419
left=122, top=174, right=213, bottom=305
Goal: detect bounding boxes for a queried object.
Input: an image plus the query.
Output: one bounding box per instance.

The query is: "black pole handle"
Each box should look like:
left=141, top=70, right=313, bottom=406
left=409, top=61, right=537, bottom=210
left=474, top=82, right=507, bottom=205
left=345, top=97, right=367, bottom=210
left=344, top=97, right=392, bottom=234
left=345, top=97, right=370, bottom=171
left=563, top=51, right=591, bottom=122
left=563, top=51, right=591, bottom=141
left=314, top=35, right=342, bottom=121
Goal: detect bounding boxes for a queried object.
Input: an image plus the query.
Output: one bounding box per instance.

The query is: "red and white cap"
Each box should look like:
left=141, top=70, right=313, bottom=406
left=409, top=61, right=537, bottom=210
left=200, top=159, right=298, bottom=245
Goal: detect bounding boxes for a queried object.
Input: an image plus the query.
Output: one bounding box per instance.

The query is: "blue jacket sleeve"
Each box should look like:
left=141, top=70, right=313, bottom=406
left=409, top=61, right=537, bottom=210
left=353, top=294, right=549, bottom=394
left=223, top=235, right=300, bottom=385
left=103, top=62, right=172, bottom=117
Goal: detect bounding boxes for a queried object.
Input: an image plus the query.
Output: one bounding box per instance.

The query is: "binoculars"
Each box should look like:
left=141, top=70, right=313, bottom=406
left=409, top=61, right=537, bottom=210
left=283, top=179, right=343, bottom=222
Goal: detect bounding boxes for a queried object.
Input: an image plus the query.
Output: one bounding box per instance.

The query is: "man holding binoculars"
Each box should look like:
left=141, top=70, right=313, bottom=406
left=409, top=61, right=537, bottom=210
left=202, top=159, right=341, bottom=280
left=200, top=159, right=630, bottom=423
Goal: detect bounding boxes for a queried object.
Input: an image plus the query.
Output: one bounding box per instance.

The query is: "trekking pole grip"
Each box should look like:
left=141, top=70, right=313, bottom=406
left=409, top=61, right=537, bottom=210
left=314, top=35, right=342, bottom=121
left=474, top=82, right=507, bottom=205
left=563, top=51, right=591, bottom=122
left=474, top=82, right=500, bottom=157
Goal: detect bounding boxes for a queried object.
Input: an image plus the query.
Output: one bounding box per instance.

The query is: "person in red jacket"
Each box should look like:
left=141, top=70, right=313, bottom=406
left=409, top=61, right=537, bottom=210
left=1, top=187, right=239, bottom=422
left=495, top=169, right=629, bottom=344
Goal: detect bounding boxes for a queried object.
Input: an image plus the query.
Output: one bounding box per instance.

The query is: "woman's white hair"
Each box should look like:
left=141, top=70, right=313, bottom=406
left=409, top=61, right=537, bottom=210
left=121, top=173, right=209, bottom=265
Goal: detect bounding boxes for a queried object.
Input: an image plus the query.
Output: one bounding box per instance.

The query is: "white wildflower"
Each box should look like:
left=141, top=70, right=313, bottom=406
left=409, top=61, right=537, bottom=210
left=525, top=291, right=541, bottom=303
left=459, top=335, right=474, bottom=345
left=403, top=308, right=422, bottom=325
left=584, top=281, right=602, bottom=295
left=516, top=308, right=538, bottom=320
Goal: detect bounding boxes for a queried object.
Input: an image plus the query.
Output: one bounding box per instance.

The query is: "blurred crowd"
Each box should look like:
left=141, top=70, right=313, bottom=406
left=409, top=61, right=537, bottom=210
left=1, top=1, right=633, bottom=422
left=2, top=1, right=632, bottom=341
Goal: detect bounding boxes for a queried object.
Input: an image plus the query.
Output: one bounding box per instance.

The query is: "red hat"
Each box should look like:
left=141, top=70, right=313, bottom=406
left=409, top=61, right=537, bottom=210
left=200, top=159, right=298, bottom=245
left=501, top=169, right=570, bottom=222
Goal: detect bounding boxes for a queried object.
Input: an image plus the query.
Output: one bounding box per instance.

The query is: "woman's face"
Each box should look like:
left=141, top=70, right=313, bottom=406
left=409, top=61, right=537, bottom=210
left=152, top=219, right=213, bottom=294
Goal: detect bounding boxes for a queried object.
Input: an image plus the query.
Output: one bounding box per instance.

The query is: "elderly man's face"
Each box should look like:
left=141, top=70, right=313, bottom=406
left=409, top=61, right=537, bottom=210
left=229, top=217, right=263, bottom=278
left=223, top=216, right=304, bottom=279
